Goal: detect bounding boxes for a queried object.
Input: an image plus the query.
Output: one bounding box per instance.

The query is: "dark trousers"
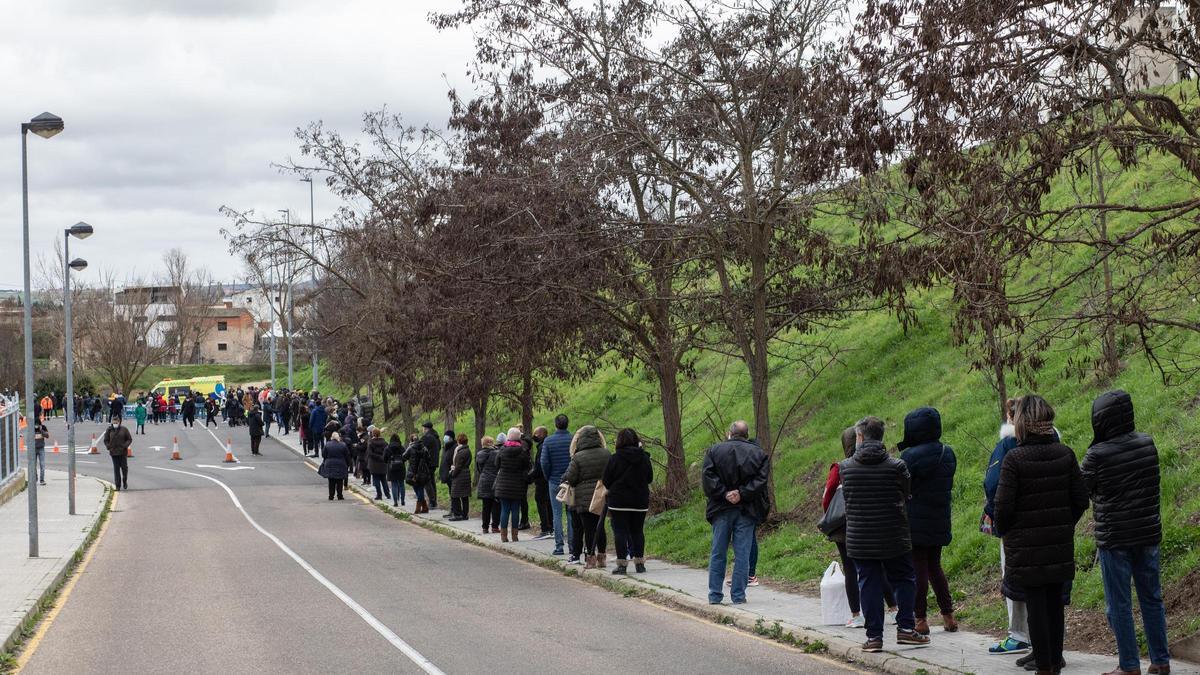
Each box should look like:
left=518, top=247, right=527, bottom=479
left=609, top=510, right=646, bottom=560
left=250, top=435, right=262, bottom=455
left=390, top=479, right=405, bottom=505
left=855, top=553, right=917, bottom=641
left=912, top=545, right=954, bottom=619
left=327, top=478, right=344, bottom=499
left=110, top=454, right=128, bottom=489
left=572, top=510, right=607, bottom=556
left=481, top=497, right=500, bottom=530
left=205, top=413, right=217, bottom=427
left=427, top=481, right=438, bottom=508
left=372, top=473, right=391, bottom=500
left=1025, top=582, right=1066, bottom=672
left=837, top=541, right=895, bottom=615
left=452, top=496, right=469, bottom=518
left=519, top=494, right=530, bottom=528
left=533, top=479, right=552, bottom=532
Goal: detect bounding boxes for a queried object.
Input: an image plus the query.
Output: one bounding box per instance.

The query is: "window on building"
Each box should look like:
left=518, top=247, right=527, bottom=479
left=217, top=321, right=228, bottom=331
left=217, top=343, right=228, bottom=352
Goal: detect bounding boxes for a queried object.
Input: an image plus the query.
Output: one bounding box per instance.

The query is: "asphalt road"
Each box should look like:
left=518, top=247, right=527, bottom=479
left=22, top=415, right=868, bottom=674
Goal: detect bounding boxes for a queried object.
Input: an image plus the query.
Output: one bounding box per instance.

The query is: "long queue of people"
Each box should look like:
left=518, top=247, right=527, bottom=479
left=781, top=391, right=1168, bottom=675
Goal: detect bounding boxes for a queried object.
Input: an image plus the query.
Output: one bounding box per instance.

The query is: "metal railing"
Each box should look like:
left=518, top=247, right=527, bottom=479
left=0, top=394, right=20, bottom=485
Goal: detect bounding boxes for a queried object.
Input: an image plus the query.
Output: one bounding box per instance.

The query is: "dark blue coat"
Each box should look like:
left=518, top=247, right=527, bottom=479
left=898, top=407, right=956, bottom=548
left=539, top=429, right=573, bottom=484
left=983, top=426, right=1018, bottom=530
left=321, top=441, right=350, bottom=480
left=309, top=405, right=327, bottom=437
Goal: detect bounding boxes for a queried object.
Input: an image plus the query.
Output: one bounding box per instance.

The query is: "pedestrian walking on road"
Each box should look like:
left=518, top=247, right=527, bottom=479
left=823, top=427, right=897, bottom=629
left=562, top=425, right=611, bottom=568
left=205, top=397, right=219, bottom=428
left=387, top=433, right=407, bottom=507
left=367, top=427, right=391, bottom=502
left=702, top=420, right=769, bottom=605
left=494, top=427, right=532, bottom=543
left=1082, top=390, right=1171, bottom=675
left=476, top=436, right=501, bottom=534
left=603, top=428, right=653, bottom=575
left=182, top=393, right=196, bottom=428
left=448, top=433, right=473, bottom=521
left=103, top=417, right=133, bottom=491
left=981, top=400, right=1032, bottom=656
left=320, top=432, right=350, bottom=500
left=32, top=418, right=48, bottom=485
left=839, top=416, right=928, bottom=652
left=248, top=405, right=264, bottom=455
left=540, top=415, right=573, bottom=556
left=134, top=401, right=147, bottom=435
left=994, top=395, right=1089, bottom=675
left=898, top=407, right=958, bottom=635
left=404, top=433, right=434, bottom=513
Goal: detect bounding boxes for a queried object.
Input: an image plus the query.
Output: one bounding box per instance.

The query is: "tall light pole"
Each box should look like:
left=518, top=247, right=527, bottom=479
left=278, top=209, right=293, bottom=390
left=300, top=177, right=318, bottom=394
left=21, top=111, right=64, bottom=558
left=63, top=222, right=91, bottom=516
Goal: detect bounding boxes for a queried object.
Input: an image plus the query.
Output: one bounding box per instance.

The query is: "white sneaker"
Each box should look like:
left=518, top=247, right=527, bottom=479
left=845, top=614, right=865, bottom=629
left=747, top=576, right=760, bottom=587
left=887, top=609, right=898, bottom=625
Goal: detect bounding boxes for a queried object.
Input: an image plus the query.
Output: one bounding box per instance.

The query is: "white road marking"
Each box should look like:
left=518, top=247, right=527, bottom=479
left=149, top=446, right=165, bottom=452
left=194, top=464, right=256, bottom=471
left=145, top=465, right=444, bottom=674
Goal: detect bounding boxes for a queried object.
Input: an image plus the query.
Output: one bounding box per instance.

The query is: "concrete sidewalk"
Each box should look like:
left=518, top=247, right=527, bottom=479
left=270, top=432, right=1198, bottom=675
left=0, top=469, right=108, bottom=656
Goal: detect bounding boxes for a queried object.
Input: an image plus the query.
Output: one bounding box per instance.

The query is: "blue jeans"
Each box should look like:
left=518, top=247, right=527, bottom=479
left=1100, top=545, right=1170, bottom=671
left=855, top=554, right=917, bottom=640
left=499, top=498, right=522, bottom=530
left=33, top=447, right=46, bottom=482
left=414, top=484, right=426, bottom=503
left=549, top=477, right=573, bottom=550
left=708, top=508, right=756, bottom=604
left=390, top=480, right=405, bottom=505
left=372, top=474, right=390, bottom=500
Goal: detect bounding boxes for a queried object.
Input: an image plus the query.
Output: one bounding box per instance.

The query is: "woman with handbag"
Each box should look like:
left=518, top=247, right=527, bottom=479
left=822, top=426, right=896, bottom=628
left=494, top=428, right=532, bottom=542
left=320, top=432, right=350, bottom=501
left=602, top=428, right=653, bottom=575
left=562, top=425, right=612, bottom=569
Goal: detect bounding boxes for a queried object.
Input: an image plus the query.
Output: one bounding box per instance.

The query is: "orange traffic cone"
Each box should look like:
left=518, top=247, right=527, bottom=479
left=223, top=438, right=236, bottom=463
left=171, top=436, right=182, bottom=460
left=52, top=442, right=60, bottom=454
left=89, top=433, right=99, bottom=454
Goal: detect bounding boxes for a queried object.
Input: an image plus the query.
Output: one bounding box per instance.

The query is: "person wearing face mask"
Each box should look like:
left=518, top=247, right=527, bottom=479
left=438, top=428, right=455, bottom=517
left=103, top=416, right=133, bottom=491
left=419, top=422, right=441, bottom=509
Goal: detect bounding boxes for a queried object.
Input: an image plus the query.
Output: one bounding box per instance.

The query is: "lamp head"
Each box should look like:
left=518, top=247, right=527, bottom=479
left=68, top=258, right=88, bottom=272
left=67, top=222, right=93, bottom=239
left=26, top=112, right=64, bottom=139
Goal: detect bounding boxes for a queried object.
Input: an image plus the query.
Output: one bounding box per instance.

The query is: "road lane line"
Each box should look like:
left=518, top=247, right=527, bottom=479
left=145, top=465, right=445, bottom=675
left=16, top=486, right=117, bottom=672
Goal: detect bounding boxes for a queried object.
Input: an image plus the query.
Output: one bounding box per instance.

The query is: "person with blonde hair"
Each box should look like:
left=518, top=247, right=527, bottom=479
left=494, top=427, right=531, bottom=541
left=562, top=425, right=612, bottom=568
left=476, top=436, right=501, bottom=533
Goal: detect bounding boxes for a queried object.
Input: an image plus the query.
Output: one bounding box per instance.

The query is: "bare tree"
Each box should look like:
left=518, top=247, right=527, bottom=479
left=75, top=274, right=175, bottom=395
left=161, top=248, right=219, bottom=364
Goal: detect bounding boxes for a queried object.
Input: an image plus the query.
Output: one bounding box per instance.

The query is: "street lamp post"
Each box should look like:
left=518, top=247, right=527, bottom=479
left=21, top=111, right=64, bottom=558
left=278, top=209, right=293, bottom=390
left=300, top=177, right=317, bottom=394
left=64, top=222, right=92, bottom=516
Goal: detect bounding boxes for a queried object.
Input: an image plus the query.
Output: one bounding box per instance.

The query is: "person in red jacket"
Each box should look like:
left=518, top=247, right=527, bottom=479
left=823, top=426, right=897, bottom=629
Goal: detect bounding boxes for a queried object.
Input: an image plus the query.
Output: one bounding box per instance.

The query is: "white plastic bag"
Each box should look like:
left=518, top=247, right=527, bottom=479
left=820, top=561, right=852, bottom=625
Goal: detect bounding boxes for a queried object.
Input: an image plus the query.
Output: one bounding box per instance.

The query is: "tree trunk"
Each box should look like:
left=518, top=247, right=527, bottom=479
left=1093, top=148, right=1120, bottom=379
left=747, top=343, right=774, bottom=512
left=395, top=386, right=415, bottom=439
left=748, top=223, right=775, bottom=512
left=472, top=395, right=489, bottom=452
left=519, top=368, right=534, bottom=434
left=378, top=376, right=391, bottom=421
left=444, top=408, right=456, bottom=434
left=985, top=323, right=1008, bottom=422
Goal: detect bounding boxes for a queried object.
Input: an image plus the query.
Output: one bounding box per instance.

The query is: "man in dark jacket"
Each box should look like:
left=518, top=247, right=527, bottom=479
left=1082, top=391, right=1169, bottom=675
left=701, top=420, right=769, bottom=606
left=897, top=407, right=958, bottom=634
left=540, top=414, right=574, bottom=555
left=308, top=402, right=328, bottom=457
left=103, top=417, right=133, bottom=491
left=439, top=428, right=455, bottom=518
left=247, top=406, right=264, bottom=455
left=420, top=422, right=441, bottom=509
left=840, top=416, right=927, bottom=651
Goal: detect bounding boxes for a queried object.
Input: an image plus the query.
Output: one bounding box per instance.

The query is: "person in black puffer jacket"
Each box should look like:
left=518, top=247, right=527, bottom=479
left=366, top=427, right=391, bottom=502
left=898, top=407, right=958, bottom=635
left=994, top=395, right=1088, bottom=675
left=448, top=434, right=473, bottom=521
left=1082, top=390, right=1169, bottom=675
left=386, top=434, right=407, bottom=508
left=603, top=428, right=654, bottom=575
left=403, top=434, right=434, bottom=513
left=840, top=416, right=925, bottom=651
left=476, top=436, right=501, bottom=534
left=493, top=428, right=532, bottom=542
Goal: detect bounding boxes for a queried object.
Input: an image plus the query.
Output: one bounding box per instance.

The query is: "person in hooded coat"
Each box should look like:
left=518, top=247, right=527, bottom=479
left=898, top=407, right=958, bottom=635
left=476, top=436, right=501, bottom=534
left=404, top=433, right=434, bottom=513
left=602, top=428, right=653, bottom=574
left=562, top=425, right=612, bottom=569
left=386, top=433, right=407, bottom=508
left=1082, top=390, right=1170, bottom=675
left=448, top=433, right=473, bottom=521
left=247, top=405, right=265, bottom=455
left=366, top=427, right=391, bottom=502
left=320, top=432, right=350, bottom=500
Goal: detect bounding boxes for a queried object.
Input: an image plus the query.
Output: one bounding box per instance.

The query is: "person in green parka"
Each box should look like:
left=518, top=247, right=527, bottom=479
left=134, top=401, right=147, bottom=435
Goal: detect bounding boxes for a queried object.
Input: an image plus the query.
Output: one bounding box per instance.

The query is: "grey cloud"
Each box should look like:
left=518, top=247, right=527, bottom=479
left=50, top=0, right=282, bottom=19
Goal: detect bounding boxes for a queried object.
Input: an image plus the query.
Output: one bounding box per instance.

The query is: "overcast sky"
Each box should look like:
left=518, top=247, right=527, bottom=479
left=0, top=0, right=477, bottom=290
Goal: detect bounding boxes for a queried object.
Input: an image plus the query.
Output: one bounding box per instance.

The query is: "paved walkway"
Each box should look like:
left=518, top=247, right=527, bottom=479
left=0, top=468, right=108, bottom=655
left=269, top=432, right=1199, bottom=675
